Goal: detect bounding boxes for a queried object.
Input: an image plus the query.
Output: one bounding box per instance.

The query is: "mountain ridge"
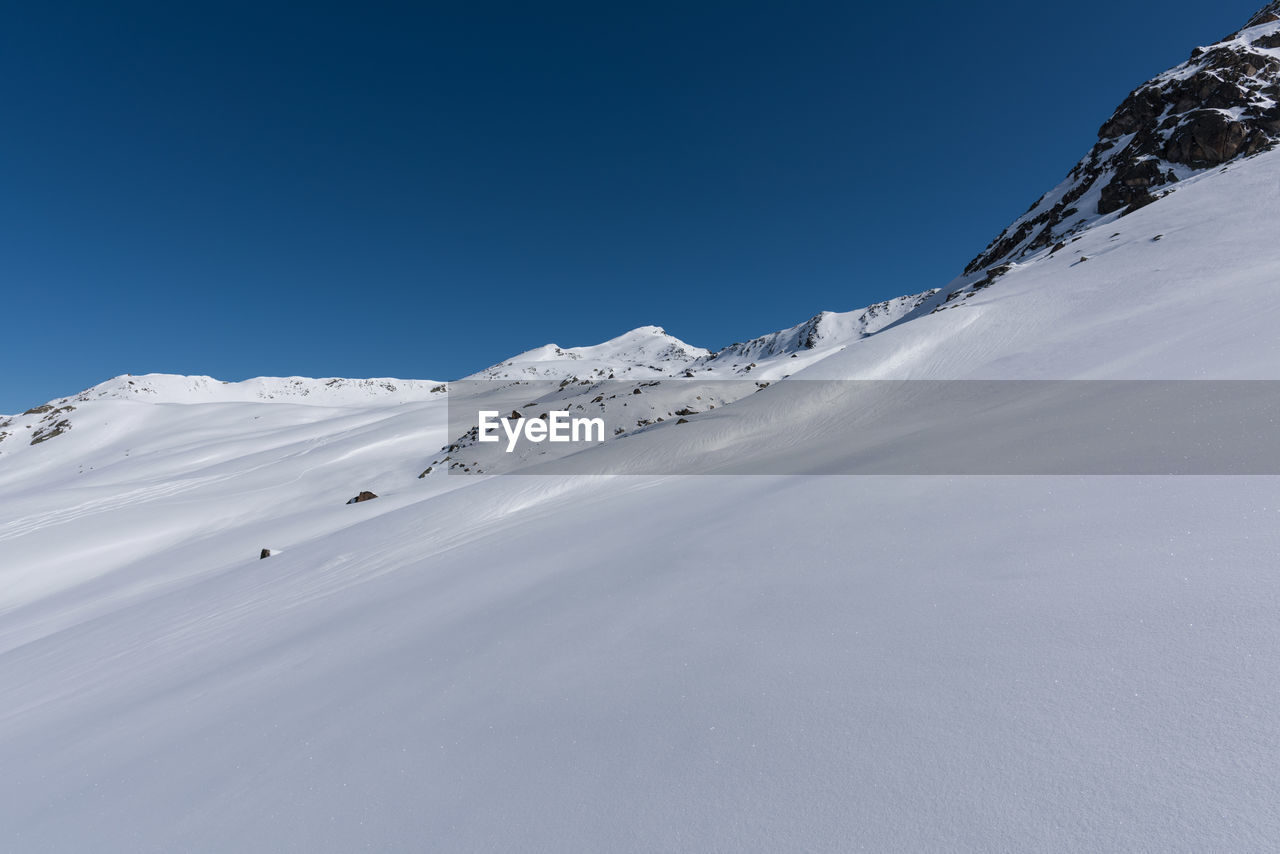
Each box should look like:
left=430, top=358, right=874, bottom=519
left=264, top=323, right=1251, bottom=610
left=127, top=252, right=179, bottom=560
left=957, top=3, right=1280, bottom=288
left=13, top=8, right=1280, bottom=424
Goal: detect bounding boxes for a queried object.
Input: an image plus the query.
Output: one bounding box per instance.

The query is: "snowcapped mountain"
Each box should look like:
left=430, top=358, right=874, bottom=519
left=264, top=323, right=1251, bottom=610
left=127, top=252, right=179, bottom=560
left=953, top=4, right=1280, bottom=298
left=456, top=293, right=937, bottom=389
left=5, top=6, right=1280, bottom=852
left=0, top=289, right=940, bottom=469
left=462, top=325, right=709, bottom=381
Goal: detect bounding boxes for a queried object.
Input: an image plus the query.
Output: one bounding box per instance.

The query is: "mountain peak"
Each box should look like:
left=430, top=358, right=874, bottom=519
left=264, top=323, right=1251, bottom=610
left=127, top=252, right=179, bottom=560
left=595, top=325, right=676, bottom=346
left=466, top=326, right=709, bottom=381
left=960, top=7, right=1280, bottom=280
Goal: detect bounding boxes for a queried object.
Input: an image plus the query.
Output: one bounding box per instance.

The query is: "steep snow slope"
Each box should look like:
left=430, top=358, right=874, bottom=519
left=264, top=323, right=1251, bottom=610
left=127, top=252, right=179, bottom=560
left=816, top=151, right=1280, bottom=381
left=961, top=11, right=1280, bottom=281
left=6, top=12, right=1280, bottom=854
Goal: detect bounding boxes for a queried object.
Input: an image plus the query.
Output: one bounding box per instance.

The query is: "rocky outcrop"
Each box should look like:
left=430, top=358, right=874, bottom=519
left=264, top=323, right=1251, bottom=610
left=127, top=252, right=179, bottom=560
left=703, top=291, right=936, bottom=365
left=26, top=405, right=76, bottom=446
left=963, top=3, right=1280, bottom=277
left=1246, top=1, right=1280, bottom=28
left=346, top=491, right=378, bottom=504
left=30, top=420, right=71, bottom=445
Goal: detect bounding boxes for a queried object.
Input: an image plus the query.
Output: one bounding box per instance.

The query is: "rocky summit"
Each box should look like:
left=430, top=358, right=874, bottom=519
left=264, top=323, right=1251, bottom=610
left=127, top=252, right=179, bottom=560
left=962, top=2, right=1280, bottom=278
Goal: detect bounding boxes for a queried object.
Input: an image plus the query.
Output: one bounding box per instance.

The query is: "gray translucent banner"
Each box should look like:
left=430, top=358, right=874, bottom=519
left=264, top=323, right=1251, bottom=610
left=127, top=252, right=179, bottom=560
left=440, top=380, right=1280, bottom=475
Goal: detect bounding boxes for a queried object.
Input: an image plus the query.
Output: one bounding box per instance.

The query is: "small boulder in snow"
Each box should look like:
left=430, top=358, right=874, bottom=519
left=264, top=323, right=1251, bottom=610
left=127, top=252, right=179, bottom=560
left=347, top=491, right=378, bottom=505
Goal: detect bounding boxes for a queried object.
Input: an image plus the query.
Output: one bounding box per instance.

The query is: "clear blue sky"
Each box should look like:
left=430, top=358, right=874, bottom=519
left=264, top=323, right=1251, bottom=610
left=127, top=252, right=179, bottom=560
left=0, top=1, right=1264, bottom=411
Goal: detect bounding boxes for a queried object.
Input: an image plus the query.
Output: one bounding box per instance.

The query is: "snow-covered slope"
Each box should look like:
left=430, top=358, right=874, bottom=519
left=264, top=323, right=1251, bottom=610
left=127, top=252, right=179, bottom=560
left=5, top=7, right=1280, bottom=852
left=0, top=374, right=448, bottom=460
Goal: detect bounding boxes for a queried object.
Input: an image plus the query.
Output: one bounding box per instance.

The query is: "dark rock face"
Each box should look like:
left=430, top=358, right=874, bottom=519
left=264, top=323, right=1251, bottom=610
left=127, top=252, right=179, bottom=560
left=797, top=314, right=824, bottom=349
left=1246, top=1, right=1280, bottom=28
left=260, top=549, right=272, bottom=559
left=1164, top=110, right=1255, bottom=166
left=30, top=420, right=71, bottom=445
left=347, top=491, right=378, bottom=504
left=963, top=4, right=1280, bottom=278
left=1097, top=159, right=1168, bottom=214
left=26, top=405, right=77, bottom=446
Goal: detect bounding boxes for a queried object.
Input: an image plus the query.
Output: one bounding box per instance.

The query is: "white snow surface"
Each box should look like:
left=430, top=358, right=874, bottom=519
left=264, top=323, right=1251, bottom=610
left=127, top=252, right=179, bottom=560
left=4, top=151, right=1280, bottom=850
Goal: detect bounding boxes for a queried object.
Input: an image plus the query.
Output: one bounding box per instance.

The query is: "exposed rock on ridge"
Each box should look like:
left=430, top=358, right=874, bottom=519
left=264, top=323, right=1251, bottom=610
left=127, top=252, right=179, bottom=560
left=703, top=291, right=936, bottom=366
left=964, top=4, right=1280, bottom=277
